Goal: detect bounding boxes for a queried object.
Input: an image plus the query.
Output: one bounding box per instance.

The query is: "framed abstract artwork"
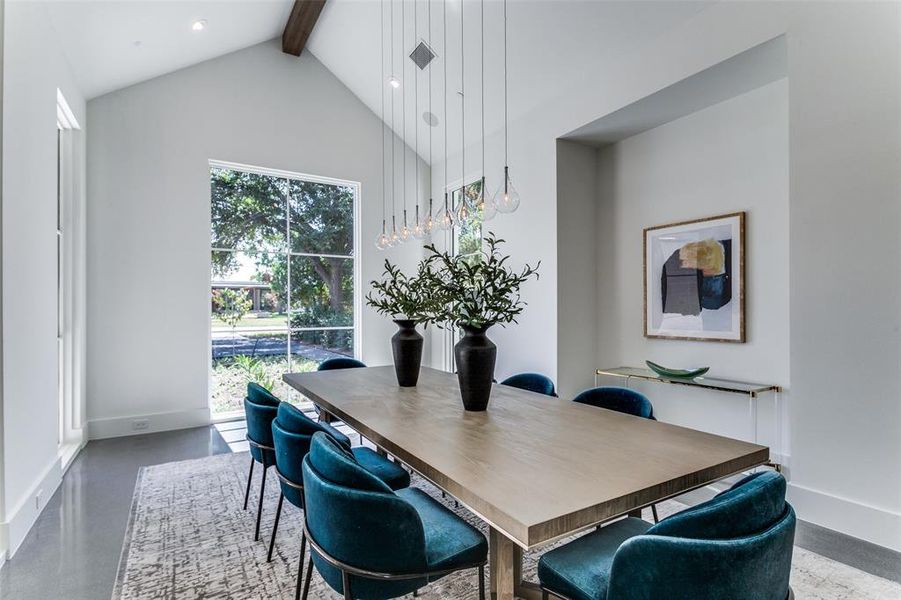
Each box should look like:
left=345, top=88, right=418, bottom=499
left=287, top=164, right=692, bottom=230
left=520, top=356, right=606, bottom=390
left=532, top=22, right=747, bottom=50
left=644, top=212, right=745, bottom=342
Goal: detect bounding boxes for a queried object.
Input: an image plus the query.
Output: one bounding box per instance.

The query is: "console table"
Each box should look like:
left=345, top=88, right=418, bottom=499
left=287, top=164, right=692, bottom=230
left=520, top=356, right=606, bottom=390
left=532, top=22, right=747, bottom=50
left=595, top=366, right=782, bottom=471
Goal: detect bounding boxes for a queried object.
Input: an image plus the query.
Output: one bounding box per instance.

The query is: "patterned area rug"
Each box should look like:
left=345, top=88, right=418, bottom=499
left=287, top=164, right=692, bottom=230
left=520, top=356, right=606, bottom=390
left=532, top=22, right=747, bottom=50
left=112, top=452, right=900, bottom=599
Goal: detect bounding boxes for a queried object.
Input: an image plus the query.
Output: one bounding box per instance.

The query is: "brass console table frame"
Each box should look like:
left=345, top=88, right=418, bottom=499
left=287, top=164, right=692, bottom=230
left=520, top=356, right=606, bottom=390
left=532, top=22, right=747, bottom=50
left=595, top=367, right=782, bottom=471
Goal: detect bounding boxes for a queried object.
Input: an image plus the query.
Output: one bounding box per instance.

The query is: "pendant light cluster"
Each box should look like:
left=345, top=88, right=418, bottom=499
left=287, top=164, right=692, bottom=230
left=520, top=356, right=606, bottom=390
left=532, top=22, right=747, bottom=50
left=376, top=0, right=519, bottom=250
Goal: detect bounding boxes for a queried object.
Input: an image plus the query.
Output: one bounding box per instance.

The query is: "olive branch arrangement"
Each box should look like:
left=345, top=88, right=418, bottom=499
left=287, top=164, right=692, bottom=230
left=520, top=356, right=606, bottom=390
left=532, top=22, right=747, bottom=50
left=366, top=233, right=540, bottom=330
left=365, top=260, right=437, bottom=322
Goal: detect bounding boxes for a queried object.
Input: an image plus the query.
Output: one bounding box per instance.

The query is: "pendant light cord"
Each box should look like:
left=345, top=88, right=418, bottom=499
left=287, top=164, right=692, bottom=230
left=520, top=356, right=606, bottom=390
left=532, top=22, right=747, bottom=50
left=414, top=0, right=419, bottom=222
left=503, top=0, right=507, bottom=165
left=480, top=0, right=484, bottom=196
left=460, top=0, right=465, bottom=204
left=391, top=0, right=396, bottom=222
left=381, top=0, right=386, bottom=228
left=428, top=0, right=432, bottom=184
left=402, top=0, right=407, bottom=226
left=443, top=0, right=448, bottom=209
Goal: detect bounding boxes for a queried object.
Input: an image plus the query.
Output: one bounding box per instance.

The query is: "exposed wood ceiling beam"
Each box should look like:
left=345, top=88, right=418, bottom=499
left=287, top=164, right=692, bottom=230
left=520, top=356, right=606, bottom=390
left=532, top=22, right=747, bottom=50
left=282, top=0, right=327, bottom=56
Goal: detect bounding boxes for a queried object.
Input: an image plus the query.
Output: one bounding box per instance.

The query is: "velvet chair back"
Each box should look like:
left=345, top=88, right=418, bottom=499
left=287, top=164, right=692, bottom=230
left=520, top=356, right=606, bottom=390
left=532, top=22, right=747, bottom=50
left=272, top=403, right=351, bottom=507
left=607, top=471, right=795, bottom=599
left=271, top=421, right=310, bottom=508
left=244, top=396, right=278, bottom=465
left=247, top=382, right=280, bottom=406
left=318, top=357, right=367, bottom=371
left=573, top=386, right=655, bottom=419
left=500, top=373, right=557, bottom=396
left=303, top=432, right=428, bottom=599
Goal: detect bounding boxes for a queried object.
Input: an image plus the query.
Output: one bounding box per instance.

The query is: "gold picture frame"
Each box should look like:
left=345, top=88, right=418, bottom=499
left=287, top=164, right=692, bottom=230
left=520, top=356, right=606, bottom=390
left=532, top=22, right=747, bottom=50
left=643, top=211, right=745, bottom=343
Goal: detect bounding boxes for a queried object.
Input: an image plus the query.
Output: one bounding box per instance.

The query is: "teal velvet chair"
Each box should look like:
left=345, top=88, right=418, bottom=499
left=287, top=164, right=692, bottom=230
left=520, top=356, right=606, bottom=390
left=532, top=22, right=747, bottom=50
left=268, top=402, right=410, bottom=569
left=573, top=386, right=659, bottom=521
left=572, top=386, right=655, bottom=420
left=318, top=357, right=367, bottom=371
left=500, top=373, right=557, bottom=397
left=316, top=357, right=367, bottom=442
left=300, top=432, right=488, bottom=600
left=243, top=382, right=280, bottom=541
left=537, top=471, right=795, bottom=600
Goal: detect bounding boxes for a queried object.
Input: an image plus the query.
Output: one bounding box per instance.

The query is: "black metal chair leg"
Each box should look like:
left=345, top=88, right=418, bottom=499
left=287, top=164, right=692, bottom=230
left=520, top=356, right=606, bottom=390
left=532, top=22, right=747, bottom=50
left=295, top=531, right=307, bottom=600
left=254, top=460, right=268, bottom=541
left=267, top=492, right=284, bottom=562
left=542, top=591, right=549, bottom=600
left=413, top=590, right=419, bottom=597
left=342, top=571, right=353, bottom=600
left=243, top=456, right=255, bottom=510
left=300, top=551, right=314, bottom=600
left=478, top=565, right=486, bottom=600
left=651, top=504, right=659, bottom=523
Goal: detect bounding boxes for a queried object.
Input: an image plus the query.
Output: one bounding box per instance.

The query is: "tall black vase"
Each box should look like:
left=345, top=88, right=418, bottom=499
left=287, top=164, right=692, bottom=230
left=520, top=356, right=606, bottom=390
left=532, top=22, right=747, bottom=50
left=454, top=324, right=497, bottom=411
left=391, top=319, right=423, bottom=387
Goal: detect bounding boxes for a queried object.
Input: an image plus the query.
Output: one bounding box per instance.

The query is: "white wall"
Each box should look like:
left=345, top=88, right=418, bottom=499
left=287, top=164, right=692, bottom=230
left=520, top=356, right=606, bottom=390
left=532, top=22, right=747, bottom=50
left=86, top=40, right=428, bottom=438
left=1, top=0, right=87, bottom=556
left=592, top=79, right=789, bottom=446
left=432, top=1, right=900, bottom=550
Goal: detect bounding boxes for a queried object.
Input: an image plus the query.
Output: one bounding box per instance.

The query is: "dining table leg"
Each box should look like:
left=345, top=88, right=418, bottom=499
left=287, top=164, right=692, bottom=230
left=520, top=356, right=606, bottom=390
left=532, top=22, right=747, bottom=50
left=489, top=527, right=543, bottom=600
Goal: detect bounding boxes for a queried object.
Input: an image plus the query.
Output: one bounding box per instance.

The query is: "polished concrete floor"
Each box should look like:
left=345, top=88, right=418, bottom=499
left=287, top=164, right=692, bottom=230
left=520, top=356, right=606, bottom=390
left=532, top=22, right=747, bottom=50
left=0, top=426, right=231, bottom=600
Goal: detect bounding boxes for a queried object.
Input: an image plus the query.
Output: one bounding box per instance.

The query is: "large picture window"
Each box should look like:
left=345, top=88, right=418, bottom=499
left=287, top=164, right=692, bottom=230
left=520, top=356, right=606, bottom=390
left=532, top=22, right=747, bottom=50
left=210, top=162, right=358, bottom=416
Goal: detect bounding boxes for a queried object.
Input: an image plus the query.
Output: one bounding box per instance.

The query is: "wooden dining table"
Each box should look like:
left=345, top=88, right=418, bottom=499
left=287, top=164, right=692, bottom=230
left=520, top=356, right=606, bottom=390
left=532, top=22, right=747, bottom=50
left=284, top=366, right=769, bottom=600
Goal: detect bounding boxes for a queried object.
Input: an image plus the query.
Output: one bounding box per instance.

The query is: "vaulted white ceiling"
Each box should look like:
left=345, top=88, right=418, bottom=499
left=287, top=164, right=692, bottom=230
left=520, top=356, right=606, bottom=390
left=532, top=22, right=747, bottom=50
left=46, top=0, right=295, bottom=100
left=46, top=0, right=713, bottom=163
left=306, top=0, right=713, bottom=165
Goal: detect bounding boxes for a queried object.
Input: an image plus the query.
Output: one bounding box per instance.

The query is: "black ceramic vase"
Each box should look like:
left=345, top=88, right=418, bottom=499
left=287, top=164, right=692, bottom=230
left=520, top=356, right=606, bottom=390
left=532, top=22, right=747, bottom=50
left=454, top=324, right=497, bottom=411
left=391, top=319, right=423, bottom=387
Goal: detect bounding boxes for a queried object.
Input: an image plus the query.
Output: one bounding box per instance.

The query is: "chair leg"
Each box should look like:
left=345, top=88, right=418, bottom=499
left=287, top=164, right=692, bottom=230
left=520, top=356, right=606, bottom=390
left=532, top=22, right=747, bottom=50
left=300, top=551, right=314, bottom=600
left=342, top=571, right=353, bottom=600
left=651, top=504, right=659, bottom=523
left=478, top=565, right=486, bottom=600
left=243, top=456, right=255, bottom=510
left=413, top=590, right=419, bottom=597
left=542, top=591, right=549, bottom=600
left=294, top=531, right=307, bottom=600
left=254, top=460, right=268, bottom=541
left=267, top=492, right=284, bottom=562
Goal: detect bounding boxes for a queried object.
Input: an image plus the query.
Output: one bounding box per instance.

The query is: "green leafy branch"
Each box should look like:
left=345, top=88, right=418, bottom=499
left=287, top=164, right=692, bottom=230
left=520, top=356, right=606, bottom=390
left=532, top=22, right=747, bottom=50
left=365, top=259, right=437, bottom=322
left=421, top=233, right=540, bottom=329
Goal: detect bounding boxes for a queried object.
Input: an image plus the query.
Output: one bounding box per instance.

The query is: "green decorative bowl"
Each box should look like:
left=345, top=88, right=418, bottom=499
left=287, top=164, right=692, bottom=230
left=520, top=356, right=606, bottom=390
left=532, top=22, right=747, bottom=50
left=646, top=360, right=709, bottom=380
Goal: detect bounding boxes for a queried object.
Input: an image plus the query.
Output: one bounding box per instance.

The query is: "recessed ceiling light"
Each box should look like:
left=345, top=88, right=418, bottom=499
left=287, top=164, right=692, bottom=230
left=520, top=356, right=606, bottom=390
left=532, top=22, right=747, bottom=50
left=388, top=76, right=400, bottom=89
left=192, top=19, right=207, bottom=32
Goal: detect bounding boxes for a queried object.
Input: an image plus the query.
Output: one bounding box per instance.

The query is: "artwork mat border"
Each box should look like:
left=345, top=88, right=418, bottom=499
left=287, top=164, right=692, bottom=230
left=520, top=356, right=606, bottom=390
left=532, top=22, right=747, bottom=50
left=643, top=211, right=746, bottom=343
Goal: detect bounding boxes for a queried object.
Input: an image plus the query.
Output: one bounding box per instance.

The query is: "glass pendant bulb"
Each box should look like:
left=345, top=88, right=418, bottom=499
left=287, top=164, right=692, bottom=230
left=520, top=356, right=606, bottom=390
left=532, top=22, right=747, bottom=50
left=474, top=177, right=496, bottom=221
left=375, top=219, right=390, bottom=250
left=399, top=209, right=411, bottom=242
left=493, top=166, right=520, bottom=214
left=412, top=205, right=427, bottom=240
left=388, top=216, right=400, bottom=247
left=435, top=193, right=455, bottom=231
left=455, top=190, right=472, bottom=225
left=423, top=199, right=435, bottom=234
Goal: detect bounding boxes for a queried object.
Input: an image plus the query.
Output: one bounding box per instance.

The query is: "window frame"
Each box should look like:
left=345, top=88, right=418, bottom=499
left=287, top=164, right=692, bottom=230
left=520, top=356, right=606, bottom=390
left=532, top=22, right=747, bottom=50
left=208, top=159, right=362, bottom=418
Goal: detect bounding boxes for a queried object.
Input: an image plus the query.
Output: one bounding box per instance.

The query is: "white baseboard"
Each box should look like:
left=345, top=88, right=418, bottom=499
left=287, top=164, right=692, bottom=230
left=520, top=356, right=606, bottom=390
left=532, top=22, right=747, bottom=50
left=788, top=482, right=901, bottom=552
left=87, top=407, right=211, bottom=440
left=1, top=455, right=64, bottom=558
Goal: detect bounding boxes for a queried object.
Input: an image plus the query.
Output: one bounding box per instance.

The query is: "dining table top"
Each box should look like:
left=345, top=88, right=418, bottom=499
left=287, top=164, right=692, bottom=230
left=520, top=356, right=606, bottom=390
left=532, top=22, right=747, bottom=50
left=284, top=365, right=769, bottom=550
